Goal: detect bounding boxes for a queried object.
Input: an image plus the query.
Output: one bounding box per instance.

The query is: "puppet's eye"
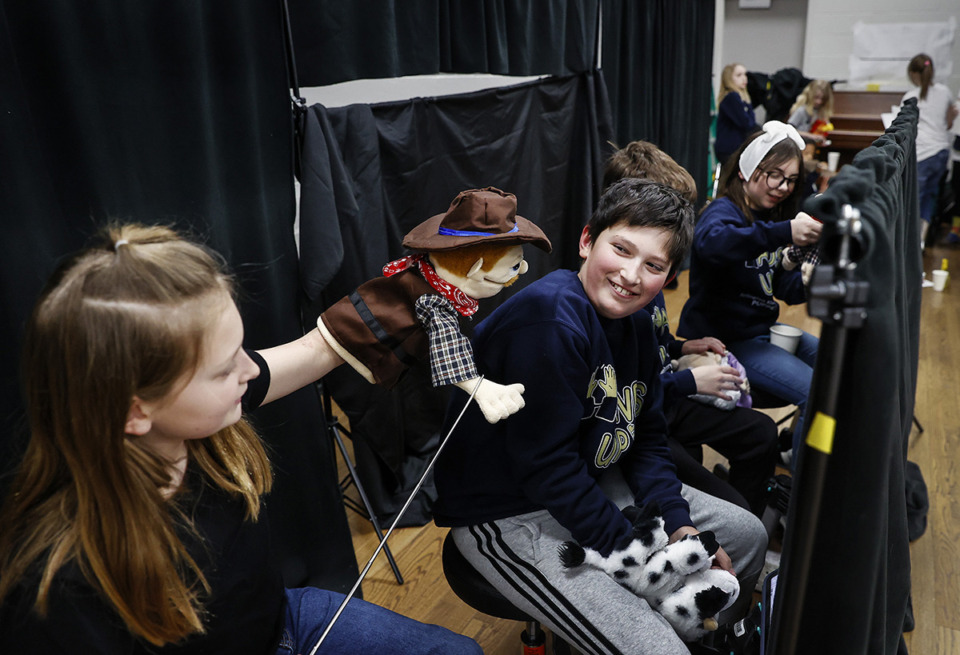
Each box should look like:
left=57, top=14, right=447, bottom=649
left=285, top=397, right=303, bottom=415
left=512, top=262, right=522, bottom=272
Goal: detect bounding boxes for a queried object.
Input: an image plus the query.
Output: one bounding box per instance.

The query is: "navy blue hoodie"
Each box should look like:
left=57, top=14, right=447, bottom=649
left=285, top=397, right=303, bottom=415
left=645, top=292, right=698, bottom=407
left=433, top=270, right=691, bottom=556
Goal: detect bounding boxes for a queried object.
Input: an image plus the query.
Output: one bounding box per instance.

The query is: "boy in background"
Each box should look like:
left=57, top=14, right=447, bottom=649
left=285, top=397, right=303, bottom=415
left=603, top=141, right=780, bottom=517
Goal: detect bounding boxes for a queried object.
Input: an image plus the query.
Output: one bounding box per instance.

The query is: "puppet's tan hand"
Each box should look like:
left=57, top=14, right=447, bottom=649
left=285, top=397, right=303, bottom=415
left=455, top=378, right=526, bottom=423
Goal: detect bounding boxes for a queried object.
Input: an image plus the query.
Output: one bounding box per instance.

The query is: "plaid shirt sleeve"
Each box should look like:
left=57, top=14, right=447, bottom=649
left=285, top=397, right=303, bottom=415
left=415, top=294, right=478, bottom=387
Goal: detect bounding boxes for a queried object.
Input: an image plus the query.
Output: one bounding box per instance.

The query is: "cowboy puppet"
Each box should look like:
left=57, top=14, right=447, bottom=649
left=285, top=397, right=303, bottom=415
left=317, top=187, right=552, bottom=423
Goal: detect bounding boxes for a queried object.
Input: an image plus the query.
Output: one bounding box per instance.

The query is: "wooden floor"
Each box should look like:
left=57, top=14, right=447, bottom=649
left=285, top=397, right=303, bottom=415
left=335, top=239, right=960, bottom=654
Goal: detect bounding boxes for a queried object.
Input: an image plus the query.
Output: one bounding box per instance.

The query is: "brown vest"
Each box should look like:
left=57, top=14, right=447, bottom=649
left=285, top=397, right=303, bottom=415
left=320, top=270, right=433, bottom=389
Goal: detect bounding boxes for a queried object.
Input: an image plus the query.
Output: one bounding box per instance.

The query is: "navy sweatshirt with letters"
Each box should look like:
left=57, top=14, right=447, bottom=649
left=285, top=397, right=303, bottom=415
left=678, top=196, right=805, bottom=342
left=433, top=270, right=691, bottom=557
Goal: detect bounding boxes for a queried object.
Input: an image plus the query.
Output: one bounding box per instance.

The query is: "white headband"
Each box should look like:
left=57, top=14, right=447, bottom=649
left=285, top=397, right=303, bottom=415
left=738, top=121, right=805, bottom=180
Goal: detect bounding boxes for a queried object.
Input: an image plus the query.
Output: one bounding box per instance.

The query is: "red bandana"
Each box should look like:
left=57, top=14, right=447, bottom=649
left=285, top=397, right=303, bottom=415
left=382, top=254, right=479, bottom=317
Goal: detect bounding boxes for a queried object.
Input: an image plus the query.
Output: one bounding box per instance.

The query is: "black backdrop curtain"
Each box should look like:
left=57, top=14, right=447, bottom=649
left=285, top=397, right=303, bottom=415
left=600, top=0, right=716, bottom=205
left=297, top=71, right=614, bottom=522
left=775, top=100, right=920, bottom=654
left=288, top=0, right=715, bottom=205
left=0, top=1, right=358, bottom=594
left=288, top=0, right=600, bottom=86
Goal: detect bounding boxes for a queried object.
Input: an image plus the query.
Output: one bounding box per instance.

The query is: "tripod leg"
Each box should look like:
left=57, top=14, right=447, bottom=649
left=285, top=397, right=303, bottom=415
left=330, top=422, right=405, bottom=585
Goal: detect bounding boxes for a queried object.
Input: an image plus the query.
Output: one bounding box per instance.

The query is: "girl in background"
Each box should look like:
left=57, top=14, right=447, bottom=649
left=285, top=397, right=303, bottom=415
left=788, top=80, right=835, bottom=145
left=0, top=224, right=482, bottom=655
left=678, top=122, right=821, bottom=457
left=901, top=54, right=959, bottom=247
left=949, top=87, right=960, bottom=244
left=715, top=63, right=758, bottom=166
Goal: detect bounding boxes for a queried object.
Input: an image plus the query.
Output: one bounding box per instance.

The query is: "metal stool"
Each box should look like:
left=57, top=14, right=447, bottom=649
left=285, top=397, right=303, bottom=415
left=441, top=532, right=572, bottom=654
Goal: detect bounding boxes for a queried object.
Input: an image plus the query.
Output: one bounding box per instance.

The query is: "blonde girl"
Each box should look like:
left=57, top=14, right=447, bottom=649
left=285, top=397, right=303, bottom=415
left=788, top=80, right=835, bottom=144
left=0, top=224, right=481, bottom=654
left=715, top=63, right=758, bottom=166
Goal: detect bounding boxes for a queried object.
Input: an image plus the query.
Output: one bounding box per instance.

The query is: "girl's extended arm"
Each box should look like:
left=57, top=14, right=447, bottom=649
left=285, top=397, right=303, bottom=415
left=255, top=328, right=344, bottom=405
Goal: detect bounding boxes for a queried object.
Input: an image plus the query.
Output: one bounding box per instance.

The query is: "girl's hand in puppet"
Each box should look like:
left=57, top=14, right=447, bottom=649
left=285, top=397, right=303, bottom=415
left=790, top=211, right=822, bottom=247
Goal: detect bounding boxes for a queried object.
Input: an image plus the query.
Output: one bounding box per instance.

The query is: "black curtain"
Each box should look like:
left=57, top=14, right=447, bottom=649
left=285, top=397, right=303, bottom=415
left=773, top=100, right=920, bottom=654
left=288, top=0, right=715, bottom=206
left=0, top=1, right=359, bottom=594
left=600, top=0, right=716, bottom=205
left=297, top=71, right=614, bottom=522
left=288, top=0, right=600, bottom=86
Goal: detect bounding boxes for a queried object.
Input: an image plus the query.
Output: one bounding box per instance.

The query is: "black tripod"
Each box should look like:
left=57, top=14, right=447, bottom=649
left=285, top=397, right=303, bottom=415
left=317, top=381, right=404, bottom=585
left=768, top=204, right=869, bottom=654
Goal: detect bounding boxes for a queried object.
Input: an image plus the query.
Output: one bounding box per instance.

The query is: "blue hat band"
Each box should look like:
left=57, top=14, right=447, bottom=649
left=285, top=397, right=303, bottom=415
left=437, top=224, right=518, bottom=238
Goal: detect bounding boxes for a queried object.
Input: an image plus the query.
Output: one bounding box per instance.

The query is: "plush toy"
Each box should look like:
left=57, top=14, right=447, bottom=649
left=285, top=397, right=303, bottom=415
left=673, top=350, right=752, bottom=410
left=317, top=187, right=552, bottom=423
left=558, top=502, right=740, bottom=642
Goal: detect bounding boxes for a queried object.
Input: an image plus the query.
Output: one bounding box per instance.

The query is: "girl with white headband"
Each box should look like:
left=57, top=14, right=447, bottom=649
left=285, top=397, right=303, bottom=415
left=678, top=121, right=822, bottom=458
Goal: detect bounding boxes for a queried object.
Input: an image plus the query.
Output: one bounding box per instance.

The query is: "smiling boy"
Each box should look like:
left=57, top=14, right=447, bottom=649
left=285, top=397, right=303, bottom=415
left=434, top=179, right=766, bottom=654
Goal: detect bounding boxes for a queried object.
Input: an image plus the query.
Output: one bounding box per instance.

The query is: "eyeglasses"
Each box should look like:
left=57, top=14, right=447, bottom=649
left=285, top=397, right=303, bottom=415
left=760, top=169, right=799, bottom=190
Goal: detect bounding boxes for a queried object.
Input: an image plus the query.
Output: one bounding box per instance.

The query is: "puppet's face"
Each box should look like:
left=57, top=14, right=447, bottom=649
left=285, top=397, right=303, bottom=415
left=433, top=245, right=528, bottom=300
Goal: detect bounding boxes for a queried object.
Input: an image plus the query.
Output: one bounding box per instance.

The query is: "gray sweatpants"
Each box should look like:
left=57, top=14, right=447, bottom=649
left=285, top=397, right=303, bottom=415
left=451, top=473, right=767, bottom=655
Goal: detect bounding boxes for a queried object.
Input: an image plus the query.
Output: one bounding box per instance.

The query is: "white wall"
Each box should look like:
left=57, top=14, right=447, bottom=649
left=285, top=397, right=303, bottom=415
left=804, top=0, right=960, bottom=94
left=721, top=0, right=809, bottom=79
left=717, top=0, right=960, bottom=97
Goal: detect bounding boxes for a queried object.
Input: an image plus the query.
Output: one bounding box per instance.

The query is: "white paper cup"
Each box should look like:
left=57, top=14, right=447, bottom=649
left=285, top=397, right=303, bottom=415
left=770, top=324, right=803, bottom=354
left=932, top=269, right=948, bottom=292
left=827, top=152, right=840, bottom=172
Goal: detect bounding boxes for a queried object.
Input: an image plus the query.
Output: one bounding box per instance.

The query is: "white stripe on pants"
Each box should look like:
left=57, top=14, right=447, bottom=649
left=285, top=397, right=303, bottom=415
left=451, top=478, right=767, bottom=655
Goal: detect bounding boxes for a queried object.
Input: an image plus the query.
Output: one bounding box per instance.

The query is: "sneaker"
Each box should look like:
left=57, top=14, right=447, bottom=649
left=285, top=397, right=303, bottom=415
left=755, top=550, right=781, bottom=592
left=779, top=448, right=792, bottom=467
left=777, top=428, right=793, bottom=452
left=698, top=601, right=763, bottom=655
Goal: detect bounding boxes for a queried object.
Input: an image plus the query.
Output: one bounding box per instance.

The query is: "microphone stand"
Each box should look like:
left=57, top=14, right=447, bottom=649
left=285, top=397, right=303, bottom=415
left=768, top=204, right=869, bottom=655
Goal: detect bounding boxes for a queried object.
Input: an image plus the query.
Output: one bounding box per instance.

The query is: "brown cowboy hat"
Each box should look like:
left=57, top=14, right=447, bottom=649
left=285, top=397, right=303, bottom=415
left=402, top=187, right=552, bottom=253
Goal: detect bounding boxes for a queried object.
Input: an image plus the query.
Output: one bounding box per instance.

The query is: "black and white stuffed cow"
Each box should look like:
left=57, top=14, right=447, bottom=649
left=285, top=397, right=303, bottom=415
left=558, top=502, right=740, bottom=642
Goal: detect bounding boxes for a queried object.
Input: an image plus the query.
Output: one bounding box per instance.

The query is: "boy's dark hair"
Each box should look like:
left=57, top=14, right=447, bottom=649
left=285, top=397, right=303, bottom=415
left=586, top=178, right=694, bottom=275
left=602, top=141, right=698, bottom=205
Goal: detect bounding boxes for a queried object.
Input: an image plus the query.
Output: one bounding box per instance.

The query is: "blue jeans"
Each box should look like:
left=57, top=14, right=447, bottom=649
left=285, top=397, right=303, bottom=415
left=275, top=587, right=482, bottom=655
left=917, top=149, right=948, bottom=222
left=727, top=326, right=819, bottom=457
